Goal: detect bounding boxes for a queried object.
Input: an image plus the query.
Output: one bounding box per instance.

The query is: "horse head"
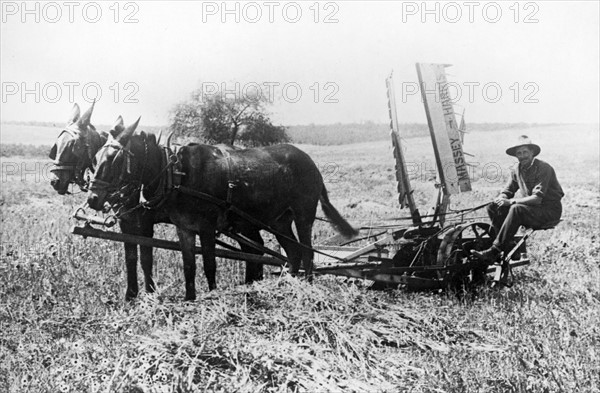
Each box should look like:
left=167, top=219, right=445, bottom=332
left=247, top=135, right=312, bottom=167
left=88, top=116, right=159, bottom=211
left=49, top=102, right=107, bottom=194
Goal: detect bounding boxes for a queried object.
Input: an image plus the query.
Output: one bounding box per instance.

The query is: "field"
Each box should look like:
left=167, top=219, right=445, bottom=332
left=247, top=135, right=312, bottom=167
left=1, top=124, right=599, bottom=392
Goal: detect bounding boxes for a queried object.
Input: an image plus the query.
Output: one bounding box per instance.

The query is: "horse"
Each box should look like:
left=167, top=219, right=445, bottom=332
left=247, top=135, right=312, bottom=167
left=86, top=119, right=358, bottom=300
left=49, top=102, right=107, bottom=194
left=49, top=105, right=169, bottom=300
left=51, top=106, right=272, bottom=301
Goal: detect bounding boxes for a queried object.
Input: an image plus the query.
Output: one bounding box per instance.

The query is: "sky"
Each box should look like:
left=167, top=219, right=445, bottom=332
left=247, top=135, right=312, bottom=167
left=1, top=0, right=599, bottom=127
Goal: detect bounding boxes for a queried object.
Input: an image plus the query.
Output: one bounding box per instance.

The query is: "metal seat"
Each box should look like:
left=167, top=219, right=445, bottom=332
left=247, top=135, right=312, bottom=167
left=490, top=220, right=561, bottom=287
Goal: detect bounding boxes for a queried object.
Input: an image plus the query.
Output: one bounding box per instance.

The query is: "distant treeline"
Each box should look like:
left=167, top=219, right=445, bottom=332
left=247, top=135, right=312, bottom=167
left=1, top=143, right=51, bottom=158
left=2, top=120, right=64, bottom=128
left=2, top=120, right=164, bottom=134
left=286, top=122, right=563, bottom=145
left=1, top=121, right=564, bottom=157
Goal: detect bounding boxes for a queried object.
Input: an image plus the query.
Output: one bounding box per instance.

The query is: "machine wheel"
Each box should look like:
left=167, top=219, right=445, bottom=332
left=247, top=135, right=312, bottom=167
left=436, top=222, right=494, bottom=289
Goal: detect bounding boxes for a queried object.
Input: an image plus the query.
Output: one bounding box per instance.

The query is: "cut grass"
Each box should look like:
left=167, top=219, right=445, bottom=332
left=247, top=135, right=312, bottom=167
left=1, top=124, right=599, bottom=392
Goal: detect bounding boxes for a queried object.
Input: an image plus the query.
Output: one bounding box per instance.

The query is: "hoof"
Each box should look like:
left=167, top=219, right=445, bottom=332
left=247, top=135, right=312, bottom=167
left=125, top=293, right=138, bottom=302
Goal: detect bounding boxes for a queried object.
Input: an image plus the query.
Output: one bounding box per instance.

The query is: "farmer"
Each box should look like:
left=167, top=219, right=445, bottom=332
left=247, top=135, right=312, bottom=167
left=471, top=135, right=564, bottom=262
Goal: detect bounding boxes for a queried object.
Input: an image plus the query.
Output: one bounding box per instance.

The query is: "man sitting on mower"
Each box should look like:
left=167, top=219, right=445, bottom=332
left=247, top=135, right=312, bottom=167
left=472, top=135, right=564, bottom=262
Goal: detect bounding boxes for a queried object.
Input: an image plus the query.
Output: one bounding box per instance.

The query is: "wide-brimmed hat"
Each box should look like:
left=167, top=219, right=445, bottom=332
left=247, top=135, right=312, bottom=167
left=506, top=135, right=541, bottom=157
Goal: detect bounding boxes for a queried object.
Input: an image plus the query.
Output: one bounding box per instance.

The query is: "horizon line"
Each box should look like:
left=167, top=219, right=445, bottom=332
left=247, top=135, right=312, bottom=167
left=1, top=120, right=596, bottom=129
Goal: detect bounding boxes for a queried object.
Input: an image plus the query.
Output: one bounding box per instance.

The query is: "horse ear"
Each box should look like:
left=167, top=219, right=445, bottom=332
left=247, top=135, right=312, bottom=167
left=67, top=103, right=81, bottom=125
left=109, top=116, right=125, bottom=138
left=117, top=116, right=140, bottom=144
left=49, top=144, right=57, bottom=160
left=77, top=100, right=95, bottom=129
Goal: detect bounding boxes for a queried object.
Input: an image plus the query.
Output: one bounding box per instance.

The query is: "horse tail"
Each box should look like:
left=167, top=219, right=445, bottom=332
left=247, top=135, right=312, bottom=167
left=319, top=185, right=359, bottom=239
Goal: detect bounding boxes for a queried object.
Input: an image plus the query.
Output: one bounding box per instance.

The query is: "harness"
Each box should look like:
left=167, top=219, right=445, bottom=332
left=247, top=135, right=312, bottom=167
left=91, top=140, right=348, bottom=263
left=90, top=134, right=185, bottom=217
left=217, top=145, right=237, bottom=203
left=139, top=144, right=184, bottom=210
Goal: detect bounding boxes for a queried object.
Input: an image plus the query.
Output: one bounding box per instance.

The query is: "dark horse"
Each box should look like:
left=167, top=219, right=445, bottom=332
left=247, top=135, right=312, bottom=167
left=87, top=121, right=358, bottom=300
left=49, top=103, right=107, bottom=195
left=50, top=105, right=170, bottom=300
left=50, top=106, right=274, bottom=301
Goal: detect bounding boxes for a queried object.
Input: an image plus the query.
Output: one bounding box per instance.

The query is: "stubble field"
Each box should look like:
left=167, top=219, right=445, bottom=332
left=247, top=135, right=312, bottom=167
left=1, top=124, right=599, bottom=392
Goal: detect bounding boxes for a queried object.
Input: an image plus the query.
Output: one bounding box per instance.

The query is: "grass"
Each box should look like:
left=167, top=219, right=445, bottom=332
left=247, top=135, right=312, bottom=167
left=1, top=124, right=599, bottom=392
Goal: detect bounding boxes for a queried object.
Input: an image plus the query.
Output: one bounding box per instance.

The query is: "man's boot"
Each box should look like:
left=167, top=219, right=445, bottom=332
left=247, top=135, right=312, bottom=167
left=470, top=245, right=501, bottom=263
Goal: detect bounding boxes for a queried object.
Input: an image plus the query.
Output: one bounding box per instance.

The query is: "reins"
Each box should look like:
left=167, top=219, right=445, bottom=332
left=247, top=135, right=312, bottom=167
left=175, top=185, right=349, bottom=263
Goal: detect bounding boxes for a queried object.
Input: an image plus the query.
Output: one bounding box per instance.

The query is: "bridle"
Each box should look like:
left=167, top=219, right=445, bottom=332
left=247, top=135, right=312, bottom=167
left=88, top=134, right=156, bottom=216
left=89, top=138, right=141, bottom=193
left=89, top=132, right=180, bottom=216
left=51, top=125, right=99, bottom=191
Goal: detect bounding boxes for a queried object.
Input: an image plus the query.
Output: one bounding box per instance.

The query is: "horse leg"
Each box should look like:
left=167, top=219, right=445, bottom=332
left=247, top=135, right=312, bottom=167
left=273, top=214, right=302, bottom=275
left=123, top=242, right=139, bottom=301
left=120, top=221, right=140, bottom=301
left=199, top=231, right=217, bottom=291
left=239, top=229, right=264, bottom=284
left=139, top=219, right=156, bottom=294
left=295, top=219, right=315, bottom=279
left=176, top=227, right=197, bottom=301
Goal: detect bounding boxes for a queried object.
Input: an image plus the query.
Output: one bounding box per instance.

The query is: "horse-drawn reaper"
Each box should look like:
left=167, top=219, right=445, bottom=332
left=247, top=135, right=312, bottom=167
left=65, top=63, right=550, bottom=300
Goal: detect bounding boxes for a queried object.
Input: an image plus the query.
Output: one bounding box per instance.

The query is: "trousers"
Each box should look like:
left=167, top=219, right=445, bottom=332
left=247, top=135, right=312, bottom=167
left=487, top=202, right=562, bottom=251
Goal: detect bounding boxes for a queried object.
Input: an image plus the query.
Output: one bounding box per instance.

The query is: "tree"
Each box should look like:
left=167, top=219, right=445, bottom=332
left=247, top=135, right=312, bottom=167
left=170, top=90, right=290, bottom=147
left=238, top=113, right=289, bottom=147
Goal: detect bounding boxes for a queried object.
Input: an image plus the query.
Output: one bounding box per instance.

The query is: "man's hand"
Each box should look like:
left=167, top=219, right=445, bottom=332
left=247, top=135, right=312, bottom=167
left=494, top=196, right=512, bottom=207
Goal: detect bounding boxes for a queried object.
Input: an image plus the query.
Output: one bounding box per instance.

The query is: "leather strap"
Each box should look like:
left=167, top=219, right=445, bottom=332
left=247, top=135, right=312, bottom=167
left=216, top=146, right=236, bottom=205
